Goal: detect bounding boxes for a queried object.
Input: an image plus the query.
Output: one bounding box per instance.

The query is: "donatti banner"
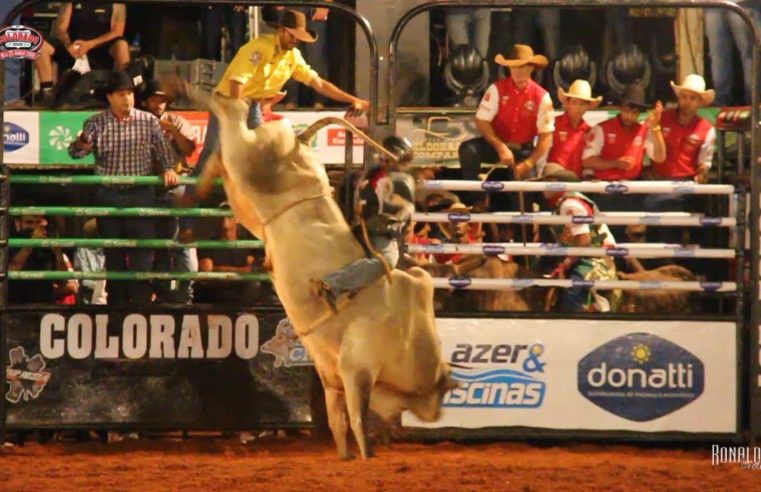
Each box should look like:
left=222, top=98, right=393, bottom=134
left=4, top=310, right=316, bottom=429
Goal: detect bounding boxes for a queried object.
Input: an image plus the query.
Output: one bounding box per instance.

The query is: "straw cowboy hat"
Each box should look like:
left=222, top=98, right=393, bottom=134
left=558, top=79, right=602, bottom=107
left=531, top=162, right=580, bottom=183
left=495, top=44, right=549, bottom=69
left=670, top=74, right=715, bottom=106
left=280, top=10, right=318, bottom=43
left=442, top=201, right=473, bottom=213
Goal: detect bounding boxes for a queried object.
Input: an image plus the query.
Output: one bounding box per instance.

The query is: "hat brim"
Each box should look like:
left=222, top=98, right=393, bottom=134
left=615, top=99, right=649, bottom=111
left=670, top=81, right=715, bottom=106
left=558, top=88, right=602, bottom=108
left=495, top=53, right=548, bottom=69
left=107, top=84, right=135, bottom=94
left=285, top=27, right=317, bottom=43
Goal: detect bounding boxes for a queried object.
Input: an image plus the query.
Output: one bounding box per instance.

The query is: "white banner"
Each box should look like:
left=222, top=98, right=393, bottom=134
left=3, top=111, right=40, bottom=164
left=403, top=319, right=736, bottom=433
left=282, top=111, right=363, bottom=165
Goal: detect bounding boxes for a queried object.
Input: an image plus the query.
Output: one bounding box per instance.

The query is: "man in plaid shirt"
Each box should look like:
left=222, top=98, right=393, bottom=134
left=69, top=71, right=178, bottom=304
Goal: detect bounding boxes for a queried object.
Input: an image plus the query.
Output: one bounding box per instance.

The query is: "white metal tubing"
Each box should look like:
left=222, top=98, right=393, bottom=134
left=408, top=243, right=735, bottom=258
left=431, top=278, right=737, bottom=292
left=421, top=179, right=735, bottom=195
left=414, top=212, right=736, bottom=227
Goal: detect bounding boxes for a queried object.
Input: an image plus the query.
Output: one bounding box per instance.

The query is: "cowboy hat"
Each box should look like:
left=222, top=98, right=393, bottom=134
left=612, top=84, right=649, bottom=111
left=140, top=79, right=172, bottom=103
left=530, top=162, right=580, bottom=182
left=280, top=10, right=317, bottom=43
left=670, top=74, right=715, bottom=106
left=495, top=44, right=549, bottom=69
left=442, top=201, right=473, bottom=213
left=106, top=71, right=137, bottom=94
left=558, top=79, right=602, bottom=107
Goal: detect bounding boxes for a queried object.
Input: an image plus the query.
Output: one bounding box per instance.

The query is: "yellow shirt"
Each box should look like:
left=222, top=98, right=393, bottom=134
left=215, top=33, right=318, bottom=100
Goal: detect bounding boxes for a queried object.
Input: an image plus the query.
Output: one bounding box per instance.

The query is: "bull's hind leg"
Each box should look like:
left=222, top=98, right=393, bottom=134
left=340, top=366, right=375, bottom=459
left=324, top=387, right=352, bottom=460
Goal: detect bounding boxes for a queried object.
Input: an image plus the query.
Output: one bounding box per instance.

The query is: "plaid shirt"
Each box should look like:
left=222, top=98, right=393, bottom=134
left=68, top=108, right=174, bottom=176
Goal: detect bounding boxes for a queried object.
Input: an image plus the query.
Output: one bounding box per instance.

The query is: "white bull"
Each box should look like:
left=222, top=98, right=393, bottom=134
left=193, top=91, right=456, bottom=460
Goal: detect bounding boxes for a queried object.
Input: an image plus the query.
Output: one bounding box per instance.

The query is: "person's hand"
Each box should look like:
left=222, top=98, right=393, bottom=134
left=614, top=156, right=635, bottom=170
left=159, top=118, right=176, bottom=133
left=72, top=39, right=92, bottom=56
left=75, top=134, right=94, bottom=151
left=352, top=98, right=369, bottom=111
left=66, top=42, right=82, bottom=58
left=497, top=143, right=515, bottom=166
left=312, top=7, right=329, bottom=21
left=163, top=169, right=179, bottom=187
left=515, top=161, right=532, bottom=179
left=647, top=100, right=663, bottom=128
left=694, top=171, right=709, bottom=184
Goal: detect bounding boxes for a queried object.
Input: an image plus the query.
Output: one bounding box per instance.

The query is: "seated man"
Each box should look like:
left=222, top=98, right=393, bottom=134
left=546, top=79, right=600, bottom=178
left=34, top=2, right=129, bottom=106
left=538, top=163, right=616, bottom=313
left=310, top=136, right=415, bottom=312
left=8, top=208, right=79, bottom=304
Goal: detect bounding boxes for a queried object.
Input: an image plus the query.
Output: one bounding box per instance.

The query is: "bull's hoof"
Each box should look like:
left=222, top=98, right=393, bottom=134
left=339, top=451, right=355, bottom=461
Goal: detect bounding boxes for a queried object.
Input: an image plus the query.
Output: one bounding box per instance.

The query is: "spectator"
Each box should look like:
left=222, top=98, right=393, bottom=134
left=34, top=2, right=130, bottom=107
left=1, top=1, right=25, bottom=109
left=68, top=71, right=177, bottom=304
left=643, top=74, right=716, bottom=245
left=140, top=80, right=198, bottom=304
left=705, top=4, right=761, bottom=105
left=195, top=202, right=262, bottom=306
left=281, top=6, right=331, bottom=109
left=73, top=218, right=108, bottom=305
left=180, top=9, right=368, bottom=239
left=457, top=44, right=554, bottom=210
left=8, top=209, right=79, bottom=304
left=445, top=9, right=491, bottom=60
left=201, top=5, right=248, bottom=61
left=546, top=79, right=600, bottom=179
left=538, top=164, right=616, bottom=313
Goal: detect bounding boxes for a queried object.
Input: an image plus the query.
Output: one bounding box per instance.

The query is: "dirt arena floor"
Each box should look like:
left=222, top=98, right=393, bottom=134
left=1, top=434, right=756, bottom=491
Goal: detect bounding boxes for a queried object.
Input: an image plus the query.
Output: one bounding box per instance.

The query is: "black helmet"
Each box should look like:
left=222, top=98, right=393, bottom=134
left=606, top=44, right=651, bottom=95
left=553, top=45, right=596, bottom=91
left=449, top=45, right=486, bottom=86
left=382, top=135, right=414, bottom=164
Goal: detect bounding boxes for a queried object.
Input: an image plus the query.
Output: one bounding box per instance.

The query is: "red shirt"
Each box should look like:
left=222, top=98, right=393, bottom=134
left=547, top=113, right=591, bottom=178
left=489, top=78, right=550, bottom=145
left=651, top=109, right=715, bottom=179
left=585, top=116, right=647, bottom=181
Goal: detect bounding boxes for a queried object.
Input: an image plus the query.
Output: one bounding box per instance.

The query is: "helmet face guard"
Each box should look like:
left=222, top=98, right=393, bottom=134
left=382, top=136, right=414, bottom=164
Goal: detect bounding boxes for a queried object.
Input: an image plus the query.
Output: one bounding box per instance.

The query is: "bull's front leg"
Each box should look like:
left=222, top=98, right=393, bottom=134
left=340, top=367, right=375, bottom=460
left=324, top=387, right=352, bottom=460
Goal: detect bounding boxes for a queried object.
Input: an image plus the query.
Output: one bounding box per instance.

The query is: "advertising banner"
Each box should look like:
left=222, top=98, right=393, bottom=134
left=39, top=111, right=97, bottom=165
left=3, top=111, right=40, bottom=164
left=403, top=319, right=736, bottom=433
left=176, top=111, right=210, bottom=167
left=5, top=309, right=315, bottom=429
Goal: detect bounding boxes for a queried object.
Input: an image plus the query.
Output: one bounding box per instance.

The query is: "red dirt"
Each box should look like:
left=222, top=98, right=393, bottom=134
left=0, top=435, right=755, bottom=491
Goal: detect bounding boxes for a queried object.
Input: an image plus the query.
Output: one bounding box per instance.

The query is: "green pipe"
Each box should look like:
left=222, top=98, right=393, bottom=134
left=9, top=238, right=263, bottom=249
left=10, top=206, right=232, bottom=217
left=10, top=175, right=224, bottom=186
left=9, top=271, right=270, bottom=281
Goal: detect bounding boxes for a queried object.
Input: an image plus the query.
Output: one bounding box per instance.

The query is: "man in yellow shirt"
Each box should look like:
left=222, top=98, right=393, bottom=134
left=181, top=9, right=368, bottom=236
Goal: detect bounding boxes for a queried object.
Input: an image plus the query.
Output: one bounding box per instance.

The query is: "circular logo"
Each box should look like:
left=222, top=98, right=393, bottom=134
left=571, top=216, right=594, bottom=224
left=482, top=244, right=505, bottom=255
left=604, top=183, right=629, bottom=194
left=48, top=125, right=75, bottom=151
left=545, top=182, right=567, bottom=192
left=605, top=247, right=630, bottom=257
left=481, top=180, right=505, bottom=192
left=571, top=279, right=595, bottom=288
left=700, top=281, right=723, bottom=292
left=699, top=217, right=722, bottom=227
left=448, top=212, right=471, bottom=223
left=448, top=277, right=472, bottom=289
left=639, top=215, right=662, bottom=225
left=0, top=25, right=43, bottom=61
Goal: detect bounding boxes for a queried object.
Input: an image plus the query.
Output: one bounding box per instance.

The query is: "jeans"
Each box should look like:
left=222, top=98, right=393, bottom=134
left=705, top=6, right=761, bottom=105
left=95, top=186, right=157, bottom=304
left=155, top=186, right=197, bottom=303
left=322, top=234, right=399, bottom=296
left=180, top=102, right=262, bottom=230
left=512, top=9, right=561, bottom=64
left=283, top=18, right=329, bottom=106
left=446, top=9, right=491, bottom=58
left=642, top=193, right=690, bottom=245
left=201, top=6, right=247, bottom=61
left=457, top=137, right=525, bottom=210
left=560, top=269, right=588, bottom=313
left=1, top=1, right=22, bottom=103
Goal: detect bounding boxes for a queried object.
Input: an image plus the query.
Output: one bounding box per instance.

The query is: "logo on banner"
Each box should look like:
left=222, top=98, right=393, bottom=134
left=6, top=346, right=51, bottom=403
left=445, top=342, right=547, bottom=408
left=261, top=318, right=313, bottom=368
left=4, top=122, right=29, bottom=152
left=0, top=25, right=42, bottom=60
left=326, top=128, right=363, bottom=147
left=40, top=112, right=96, bottom=164
left=577, top=333, right=705, bottom=421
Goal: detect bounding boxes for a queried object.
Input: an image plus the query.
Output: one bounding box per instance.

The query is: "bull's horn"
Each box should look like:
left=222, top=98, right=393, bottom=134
left=297, top=117, right=401, bottom=162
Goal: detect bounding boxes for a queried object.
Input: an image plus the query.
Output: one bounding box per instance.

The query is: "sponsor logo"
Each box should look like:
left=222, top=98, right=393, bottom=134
left=261, top=318, right=312, bottom=368
left=558, top=130, right=568, bottom=141
left=524, top=100, right=536, bottom=111
left=448, top=277, right=472, bottom=289
left=577, top=333, right=705, bottom=421
left=545, top=182, right=567, bottom=192
left=511, top=278, right=534, bottom=288
left=605, top=183, right=629, bottom=194
left=605, top=247, right=630, bottom=257
left=700, top=281, right=723, bottom=292
left=571, top=216, right=595, bottom=224
left=48, top=125, right=77, bottom=151
left=672, top=182, right=696, bottom=194
left=572, top=279, right=595, bottom=288
left=482, top=244, right=505, bottom=255
left=674, top=247, right=696, bottom=258
left=481, top=180, right=504, bottom=192
left=640, top=215, right=662, bottom=225
left=6, top=346, right=51, bottom=403
left=3, top=122, right=29, bottom=152
left=446, top=343, right=546, bottom=408
left=633, top=135, right=643, bottom=147
left=448, top=212, right=471, bottom=223
left=38, top=313, right=261, bottom=360
left=700, top=217, right=722, bottom=226
left=0, top=25, right=42, bottom=60
left=687, top=133, right=701, bottom=145
left=326, top=128, right=363, bottom=147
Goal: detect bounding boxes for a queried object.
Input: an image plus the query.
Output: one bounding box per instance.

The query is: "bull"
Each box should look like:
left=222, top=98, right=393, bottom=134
left=190, top=90, right=456, bottom=460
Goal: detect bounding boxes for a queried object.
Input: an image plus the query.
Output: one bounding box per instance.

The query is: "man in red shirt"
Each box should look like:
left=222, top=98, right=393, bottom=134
left=545, top=79, right=600, bottom=178
left=457, top=44, right=554, bottom=209
left=644, top=74, right=716, bottom=245
left=582, top=85, right=650, bottom=212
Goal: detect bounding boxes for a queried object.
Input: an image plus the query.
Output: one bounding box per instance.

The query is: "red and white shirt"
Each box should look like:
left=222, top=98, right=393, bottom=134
left=645, top=109, right=716, bottom=179
left=582, top=116, right=648, bottom=180
left=476, top=77, right=554, bottom=145
left=546, top=113, right=591, bottom=178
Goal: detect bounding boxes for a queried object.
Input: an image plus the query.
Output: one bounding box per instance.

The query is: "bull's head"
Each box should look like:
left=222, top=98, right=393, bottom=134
left=407, top=362, right=460, bottom=422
